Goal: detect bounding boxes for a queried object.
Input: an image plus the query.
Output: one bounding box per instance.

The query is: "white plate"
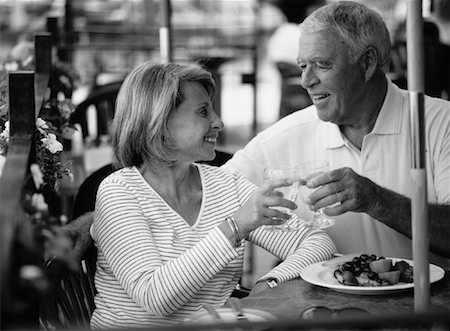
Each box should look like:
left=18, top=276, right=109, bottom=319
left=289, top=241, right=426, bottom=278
left=186, top=308, right=277, bottom=324
left=300, top=257, right=445, bottom=295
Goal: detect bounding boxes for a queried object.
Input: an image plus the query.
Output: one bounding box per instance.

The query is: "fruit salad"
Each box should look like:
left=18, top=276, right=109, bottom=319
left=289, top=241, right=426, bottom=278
left=333, top=254, right=414, bottom=287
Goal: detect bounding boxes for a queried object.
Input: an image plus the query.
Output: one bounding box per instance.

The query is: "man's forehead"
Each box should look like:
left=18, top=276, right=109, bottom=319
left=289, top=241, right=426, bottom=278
left=297, top=29, right=342, bottom=60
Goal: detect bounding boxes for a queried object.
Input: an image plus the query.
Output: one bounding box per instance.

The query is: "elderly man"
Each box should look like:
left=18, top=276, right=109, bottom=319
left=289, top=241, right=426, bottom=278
left=224, top=1, right=450, bottom=269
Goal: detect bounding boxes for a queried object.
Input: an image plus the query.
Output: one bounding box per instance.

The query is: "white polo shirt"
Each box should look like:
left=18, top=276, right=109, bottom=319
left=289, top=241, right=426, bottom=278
left=224, top=78, right=450, bottom=269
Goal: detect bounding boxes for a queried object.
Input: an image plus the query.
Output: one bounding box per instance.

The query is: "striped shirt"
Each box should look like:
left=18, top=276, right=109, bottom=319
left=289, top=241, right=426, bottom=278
left=90, top=164, right=336, bottom=329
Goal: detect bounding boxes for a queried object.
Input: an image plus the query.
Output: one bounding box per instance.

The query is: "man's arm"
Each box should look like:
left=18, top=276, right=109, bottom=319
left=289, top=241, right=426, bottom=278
left=63, top=211, right=95, bottom=262
left=369, top=185, right=450, bottom=258
left=307, top=167, right=450, bottom=258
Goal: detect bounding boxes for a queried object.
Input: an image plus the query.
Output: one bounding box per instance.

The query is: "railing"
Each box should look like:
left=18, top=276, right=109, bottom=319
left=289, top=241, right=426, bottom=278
left=0, top=33, right=52, bottom=330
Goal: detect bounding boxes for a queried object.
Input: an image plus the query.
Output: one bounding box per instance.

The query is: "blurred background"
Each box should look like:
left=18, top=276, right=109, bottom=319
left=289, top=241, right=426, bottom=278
left=1, top=0, right=449, bottom=286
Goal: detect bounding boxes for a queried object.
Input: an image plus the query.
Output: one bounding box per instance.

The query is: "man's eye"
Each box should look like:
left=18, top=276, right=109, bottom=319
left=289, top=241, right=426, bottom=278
left=199, top=108, right=208, bottom=117
left=316, top=62, right=329, bottom=69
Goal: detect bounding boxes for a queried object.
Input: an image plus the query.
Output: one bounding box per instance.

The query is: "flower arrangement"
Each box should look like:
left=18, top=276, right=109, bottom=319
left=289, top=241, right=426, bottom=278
left=0, top=40, right=78, bottom=234
left=0, top=40, right=77, bottom=190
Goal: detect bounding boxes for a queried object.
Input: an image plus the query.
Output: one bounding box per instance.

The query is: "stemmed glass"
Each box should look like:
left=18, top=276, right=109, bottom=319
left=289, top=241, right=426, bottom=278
left=263, top=166, right=301, bottom=232
left=296, top=160, right=335, bottom=230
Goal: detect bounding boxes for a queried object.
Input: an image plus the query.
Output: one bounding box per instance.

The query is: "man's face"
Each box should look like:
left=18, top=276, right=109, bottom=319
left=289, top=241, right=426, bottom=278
left=297, top=29, right=367, bottom=126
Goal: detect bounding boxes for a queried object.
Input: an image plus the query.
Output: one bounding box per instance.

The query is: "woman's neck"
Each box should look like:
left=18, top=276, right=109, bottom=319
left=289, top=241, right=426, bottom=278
left=139, top=162, right=201, bottom=203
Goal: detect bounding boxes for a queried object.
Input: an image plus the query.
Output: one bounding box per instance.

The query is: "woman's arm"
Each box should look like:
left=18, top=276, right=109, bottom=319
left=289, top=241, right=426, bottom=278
left=248, top=223, right=336, bottom=283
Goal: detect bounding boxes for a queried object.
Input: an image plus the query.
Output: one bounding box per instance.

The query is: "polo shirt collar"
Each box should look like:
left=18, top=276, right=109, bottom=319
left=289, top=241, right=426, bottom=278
left=371, top=78, right=403, bottom=135
left=323, top=121, right=345, bottom=149
left=323, top=77, right=404, bottom=149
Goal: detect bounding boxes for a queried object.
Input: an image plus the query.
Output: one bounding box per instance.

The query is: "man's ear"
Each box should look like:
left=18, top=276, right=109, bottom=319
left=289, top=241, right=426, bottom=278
left=362, top=47, right=378, bottom=81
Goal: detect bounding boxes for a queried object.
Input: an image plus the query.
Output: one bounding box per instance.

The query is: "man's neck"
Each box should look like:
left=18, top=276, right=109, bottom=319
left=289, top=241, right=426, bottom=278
left=340, top=73, right=388, bottom=150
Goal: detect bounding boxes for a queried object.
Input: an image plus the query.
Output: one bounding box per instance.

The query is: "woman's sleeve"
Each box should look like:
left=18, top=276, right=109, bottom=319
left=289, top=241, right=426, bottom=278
left=248, top=222, right=336, bottom=283
left=93, top=179, right=240, bottom=317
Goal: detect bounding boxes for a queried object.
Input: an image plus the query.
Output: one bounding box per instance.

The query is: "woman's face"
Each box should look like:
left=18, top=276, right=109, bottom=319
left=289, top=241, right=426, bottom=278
left=167, top=82, right=223, bottom=163
left=297, top=29, right=368, bottom=126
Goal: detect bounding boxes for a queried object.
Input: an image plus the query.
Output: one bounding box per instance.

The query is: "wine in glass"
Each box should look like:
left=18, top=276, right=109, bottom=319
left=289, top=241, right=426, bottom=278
left=296, top=160, right=335, bottom=229
left=263, top=166, right=300, bottom=231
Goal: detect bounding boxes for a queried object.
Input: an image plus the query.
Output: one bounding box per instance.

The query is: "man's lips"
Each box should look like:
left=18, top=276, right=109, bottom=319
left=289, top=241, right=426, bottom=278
left=310, top=93, right=330, bottom=102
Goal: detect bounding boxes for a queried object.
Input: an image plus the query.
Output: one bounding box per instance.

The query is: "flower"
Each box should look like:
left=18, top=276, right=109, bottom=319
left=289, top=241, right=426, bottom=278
left=0, top=118, right=69, bottom=189
left=0, top=154, right=5, bottom=178
left=31, top=193, right=49, bottom=213
left=30, top=163, right=44, bottom=189
left=36, top=117, right=49, bottom=133
left=41, top=132, right=63, bottom=154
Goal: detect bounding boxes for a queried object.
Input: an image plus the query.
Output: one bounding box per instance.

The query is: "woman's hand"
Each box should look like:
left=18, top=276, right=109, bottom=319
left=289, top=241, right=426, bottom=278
left=233, top=179, right=297, bottom=238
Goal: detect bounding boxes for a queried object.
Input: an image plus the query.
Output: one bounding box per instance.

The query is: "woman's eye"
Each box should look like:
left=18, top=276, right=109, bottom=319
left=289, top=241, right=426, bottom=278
left=199, top=108, right=208, bottom=117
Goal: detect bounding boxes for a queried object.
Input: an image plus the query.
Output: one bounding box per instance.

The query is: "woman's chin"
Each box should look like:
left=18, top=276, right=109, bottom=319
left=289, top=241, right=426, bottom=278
left=197, top=151, right=216, bottom=163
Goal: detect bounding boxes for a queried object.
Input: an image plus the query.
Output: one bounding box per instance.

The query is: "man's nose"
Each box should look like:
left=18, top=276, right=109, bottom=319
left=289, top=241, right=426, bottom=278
left=300, top=66, right=319, bottom=89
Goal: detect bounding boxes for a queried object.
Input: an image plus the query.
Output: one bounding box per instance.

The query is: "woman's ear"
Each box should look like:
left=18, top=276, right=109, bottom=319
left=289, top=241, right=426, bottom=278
left=362, top=47, right=378, bottom=81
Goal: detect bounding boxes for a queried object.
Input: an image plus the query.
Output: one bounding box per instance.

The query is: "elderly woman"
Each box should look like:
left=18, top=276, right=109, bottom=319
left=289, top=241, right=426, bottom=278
left=90, top=61, right=336, bottom=329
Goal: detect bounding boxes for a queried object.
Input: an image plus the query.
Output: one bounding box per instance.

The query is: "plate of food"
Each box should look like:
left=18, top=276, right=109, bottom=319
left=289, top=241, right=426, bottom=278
left=186, top=308, right=277, bottom=324
left=300, top=253, right=445, bottom=295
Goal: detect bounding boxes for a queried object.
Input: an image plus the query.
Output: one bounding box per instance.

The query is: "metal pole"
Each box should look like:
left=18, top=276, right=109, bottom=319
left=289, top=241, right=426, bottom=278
left=160, top=0, right=172, bottom=63
left=406, top=0, right=430, bottom=312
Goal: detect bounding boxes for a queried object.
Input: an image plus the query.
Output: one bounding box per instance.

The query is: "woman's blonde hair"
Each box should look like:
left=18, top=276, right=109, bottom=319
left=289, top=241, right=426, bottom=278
left=111, top=61, right=215, bottom=167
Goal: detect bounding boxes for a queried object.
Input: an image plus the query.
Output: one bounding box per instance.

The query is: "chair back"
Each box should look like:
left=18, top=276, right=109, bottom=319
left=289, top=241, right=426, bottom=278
left=40, top=256, right=96, bottom=330
left=70, top=81, right=122, bottom=146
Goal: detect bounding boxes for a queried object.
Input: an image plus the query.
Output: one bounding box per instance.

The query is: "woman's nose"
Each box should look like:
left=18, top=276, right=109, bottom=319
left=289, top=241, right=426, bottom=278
left=211, top=111, right=224, bottom=131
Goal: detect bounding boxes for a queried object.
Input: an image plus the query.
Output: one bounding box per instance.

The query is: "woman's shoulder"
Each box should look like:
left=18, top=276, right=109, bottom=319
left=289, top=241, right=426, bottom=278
left=99, top=166, right=144, bottom=190
left=197, top=163, right=256, bottom=190
left=197, top=163, right=240, bottom=178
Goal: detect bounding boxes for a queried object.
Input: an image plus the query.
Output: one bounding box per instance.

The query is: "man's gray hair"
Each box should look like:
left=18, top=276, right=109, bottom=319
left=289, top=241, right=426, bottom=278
left=300, top=1, right=391, bottom=70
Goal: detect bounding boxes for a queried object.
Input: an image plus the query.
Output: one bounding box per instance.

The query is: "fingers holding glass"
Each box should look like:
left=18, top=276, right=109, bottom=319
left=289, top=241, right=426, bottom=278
left=296, top=161, right=336, bottom=230
left=263, top=166, right=301, bottom=231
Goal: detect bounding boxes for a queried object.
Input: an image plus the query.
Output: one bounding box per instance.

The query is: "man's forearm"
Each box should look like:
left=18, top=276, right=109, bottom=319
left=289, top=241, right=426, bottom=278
left=65, top=211, right=95, bottom=261
left=369, top=186, right=450, bottom=258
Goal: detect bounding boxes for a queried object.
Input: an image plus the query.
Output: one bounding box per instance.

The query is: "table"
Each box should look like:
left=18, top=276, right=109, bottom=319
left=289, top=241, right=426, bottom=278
left=238, top=271, right=450, bottom=329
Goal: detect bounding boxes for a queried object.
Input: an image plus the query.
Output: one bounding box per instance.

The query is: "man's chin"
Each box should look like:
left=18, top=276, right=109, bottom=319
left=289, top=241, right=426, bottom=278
left=316, top=109, right=334, bottom=122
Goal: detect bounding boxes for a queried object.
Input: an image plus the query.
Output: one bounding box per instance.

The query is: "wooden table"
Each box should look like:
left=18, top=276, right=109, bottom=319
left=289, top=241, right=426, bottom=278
left=237, top=272, right=450, bottom=329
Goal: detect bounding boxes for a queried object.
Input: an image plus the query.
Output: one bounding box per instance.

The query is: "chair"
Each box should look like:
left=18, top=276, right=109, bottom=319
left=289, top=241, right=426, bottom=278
left=275, top=61, right=312, bottom=119
left=69, top=81, right=123, bottom=146
left=40, top=257, right=96, bottom=330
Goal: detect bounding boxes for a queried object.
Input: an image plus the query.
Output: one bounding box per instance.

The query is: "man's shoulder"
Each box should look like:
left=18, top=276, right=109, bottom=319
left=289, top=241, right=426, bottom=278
left=424, top=95, right=450, bottom=108
left=424, top=95, right=450, bottom=121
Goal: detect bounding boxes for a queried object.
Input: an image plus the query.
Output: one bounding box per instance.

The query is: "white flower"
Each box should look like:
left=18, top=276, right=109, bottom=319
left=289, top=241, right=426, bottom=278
left=0, top=155, right=5, bottom=177
left=4, top=62, right=18, bottom=71
left=41, top=133, right=63, bottom=154
left=36, top=117, right=49, bottom=135
left=31, top=193, right=49, bottom=212
left=30, top=163, right=44, bottom=189
left=1, top=121, right=10, bottom=142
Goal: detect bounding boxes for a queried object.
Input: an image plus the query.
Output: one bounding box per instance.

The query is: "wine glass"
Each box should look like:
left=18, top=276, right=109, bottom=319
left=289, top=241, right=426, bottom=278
left=263, top=166, right=301, bottom=232
left=296, top=160, right=335, bottom=230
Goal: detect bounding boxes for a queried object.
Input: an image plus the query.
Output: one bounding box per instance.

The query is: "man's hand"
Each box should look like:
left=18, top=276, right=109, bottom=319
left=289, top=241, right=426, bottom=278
left=305, top=167, right=379, bottom=216
left=61, top=211, right=95, bottom=268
